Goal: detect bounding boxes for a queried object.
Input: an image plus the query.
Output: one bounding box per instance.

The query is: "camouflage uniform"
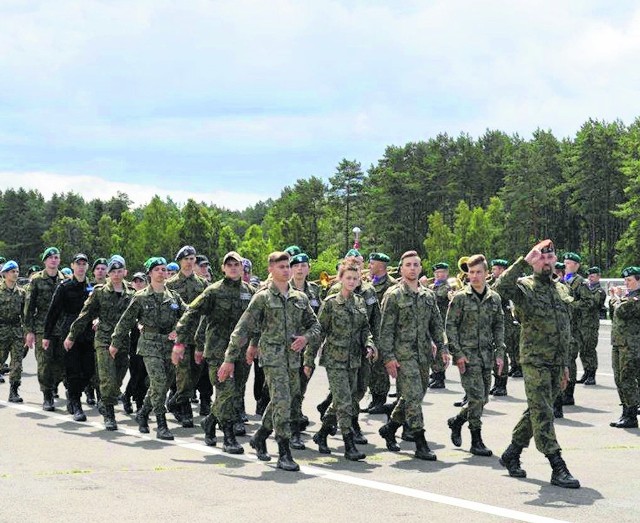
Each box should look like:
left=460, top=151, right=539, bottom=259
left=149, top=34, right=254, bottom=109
left=494, top=257, right=572, bottom=455
left=111, top=286, right=187, bottom=415
left=488, top=274, right=521, bottom=376
left=610, top=289, right=640, bottom=409
left=68, top=280, right=135, bottom=406
left=0, top=279, right=26, bottom=384
left=564, top=273, right=594, bottom=385
left=304, top=293, right=374, bottom=433
left=580, top=281, right=606, bottom=375
left=224, top=281, right=320, bottom=439
left=428, top=279, right=452, bottom=383
left=23, top=270, right=65, bottom=394
left=378, top=281, right=446, bottom=435
left=369, top=274, right=397, bottom=399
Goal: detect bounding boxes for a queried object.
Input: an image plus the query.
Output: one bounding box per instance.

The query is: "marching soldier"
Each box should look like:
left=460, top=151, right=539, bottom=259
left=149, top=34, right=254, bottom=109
left=428, top=262, right=453, bottom=389
left=577, top=266, right=606, bottom=385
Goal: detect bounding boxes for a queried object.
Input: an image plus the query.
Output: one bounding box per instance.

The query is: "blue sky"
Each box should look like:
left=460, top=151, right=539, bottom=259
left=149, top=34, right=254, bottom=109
left=2, top=0, right=640, bottom=209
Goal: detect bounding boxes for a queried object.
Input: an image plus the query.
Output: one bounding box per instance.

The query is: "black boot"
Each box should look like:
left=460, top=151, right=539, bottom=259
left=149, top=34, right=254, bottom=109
left=250, top=426, right=272, bottom=461
left=317, top=394, right=332, bottom=419
left=8, top=382, right=23, bottom=403
left=453, top=394, right=468, bottom=408
left=447, top=414, right=465, bottom=447
left=240, top=398, right=248, bottom=423
left=401, top=423, right=415, bottom=441
left=429, top=371, right=445, bottom=389
left=612, top=405, right=638, bottom=428
left=0, top=373, right=4, bottom=383
left=381, top=401, right=397, bottom=421
left=367, top=394, right=388, bottom=414
left=43, top=390, right=56, bottom=412
left=199, top=398, right=211, bottom=417
left=553, top=395, right=564, bottom=419
left=489, top=378, right=498, bottom=395
left=72, top=397, right=87, bottom=422
left=379, top=420, right=401, bottom=452
left=511, top=366, right=523, bottom=378
left=166, top=393, right=184, bottom=423
left=584, top=370, right=596, bottom=386
left=136, top=403, right=152, bottom=434
left=104, top=404, right=117, bottom=431
left=470, top=428, right=492, bottom=456
left=299, top=414, right=310, bottom=431
left=122, top=395, right=134, bottom=415
left=290, top=422, right=306, bottom=450
left=276, top=437, right=300, bottom=472
left=352, top=416, right=368, bottom=445
left=609, top=405, right=625, bottom=427
left=66, top=390, right=73, bottom=414
left=200, top=414, right=218, bottom=446
left=233, top=420, right=246, bottom=436
left=562, top=382, right=575, bottom=406
left=576, top=371, right=588, bottom=384
left=256, top=395, right=268, bottom=416
left=222, top=423, right=244, bottom=454
left=312, top=424, right=332, bottom=454
left=414, top=430, right=437, bottom=461
left=546, top=451, right=580, bottom=488
left=85, top=386, right=96, bottom=406
left=499, top=443, right=526, bottom=477
left=343, top=430, right=366, bottom=461
left=156, top=412, right=175, bottom=441
left=181, top=402, right=194, bottom=428
left=493, top=376, right=508, bottom=397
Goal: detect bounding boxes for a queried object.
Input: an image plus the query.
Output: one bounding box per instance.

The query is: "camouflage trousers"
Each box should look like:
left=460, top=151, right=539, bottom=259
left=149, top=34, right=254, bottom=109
left=580, top=326, right=599, bottom=372
left=234, top=360, right=251, bottom=418
left=324, top=367, right=359, bottom=433
left=354, top=351, right=371, bottom=404
left=142, top=353, right=176, bottom=415
left=369, top=356, right=390, bottom=397
left=35, top=335, right=65, bottom=393
left=512, top=364, right=563, bottom=455
left=430, top=346, right=447, bottom=374
left=567, top=334, right=583, bottom=383
left=261, top=364, right=301, bottom=439
left=207, top=357, right=245, bottom=424
left=174, top=344, right=203, bottom=405
left=495, top=321, right=520, bottom=377
left=612, top=344, right=640, bottom=407
left=458, top=363, right=491, bottom=430
left=95, top=344, right=129, bottom=406
left=390, top=359, right=430, bottom=434
left=0, top=335, right=24, bottom=383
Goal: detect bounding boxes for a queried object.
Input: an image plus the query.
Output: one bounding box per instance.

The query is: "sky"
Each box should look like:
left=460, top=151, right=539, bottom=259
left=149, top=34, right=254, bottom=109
left=2, top=0, right=640, bottom=210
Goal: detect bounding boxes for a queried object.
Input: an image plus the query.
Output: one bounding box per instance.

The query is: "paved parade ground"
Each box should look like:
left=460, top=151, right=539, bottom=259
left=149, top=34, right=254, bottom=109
left=1, top=323, right=638, bottom=523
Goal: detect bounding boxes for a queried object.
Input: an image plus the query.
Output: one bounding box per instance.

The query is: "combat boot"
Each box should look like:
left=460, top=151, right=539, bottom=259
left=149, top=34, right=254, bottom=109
left=493, top=376, right=508, bottom=397
left=447, top=414, right=465, bottom=447
left=275, top=437, right=300, bottom=472
left=104, top=404, right=117, bottom=431
left=0, top=373, right=4, bottom=383
left=316, top=394, right=332, bottom=419
left=122, top=395, right=134, bottom=415
left=612, top=406, right=638, bottom=429
left=255, top=395, right=268, bottom=416
left=299, top=414, right=310, bottom=431
left=469, top=428, right=492, bottom=456
left=233, top=420, right=246, bottom=437
left=489, top=378, right=498, bottom=395
left=343, top=430, right=366, bottom=461
left=240, top=398, right=248, bottom=423
left=8, top=382, right=23, bottom=403
left=414, top=430, right=437, bottom=461
left=66, top=390, right=73, bottom=414
left=379, top=420, right=401, bottom=452
left=156, top=412, right=174, bottom=441
left=499, top=442, right=526, bottom=477
left=429, top=371, right=445, bottom=389
left=381, top=400, right=398, bottom=421
left=561, top=382, right=575, bottom=406
left=72, top=397, right=87, bottom=422
left=181, top=402, right=194, bottom=428
left=250, top=426, right=272, bottom=461
left=401, top=423, right=415, bottom=442
left=199, top=397, right=211, bottom=417
left=584, top=370, right=596, bottom=386
left=166, top=393, right=184, bottom=423
left=511, top=366, right=523, bottom=378
left=352, top=416, right=368, bottom=445
left=200, top=414, right=218, bottom=446
left=312, top=423, right=332, bottom=454
left=367, top=394, right=388, bottom=415
left=553, top=395, right=563, bottom=419
left=136, top=403, right=152, bottom=434
left=222, top=423, right=244, bottom=454
left=576, top=371, right=588, bottom=384
left=546, top=451, right=580, bottom=489
left=85, top=386, right=96, bottom=406
left=290, top=422, right=306, bottom=450
left=43, top=390, right=55, bottom=412
left=453, top=394, right=468, bottom=408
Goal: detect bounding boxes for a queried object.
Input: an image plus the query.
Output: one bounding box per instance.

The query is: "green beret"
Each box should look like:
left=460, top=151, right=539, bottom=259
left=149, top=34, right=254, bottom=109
left=0, top=257, right=5, bottom=264
left=27, top=265, right=41, bottom=275
left=621, top=266, right=640, bottom=278
left=345, top=248, right=361, bottom=258
left=42, top=246, right=60, bottom=261
left=587, top=266, right=601, bottom=275
left=369, top=252, right=390, bottom=263
left=432, top=262, right=449, bottom=271
left=284, top=245, right=302, bottom=257
left=92, top=258, right=108, bottom=271
left=554, top=262, right=565, bottom=270
left=144, top=256, right=167, bottom=272
left=490, top=259, right=509, bottom=267
left=290, top=253, right=310, bottom=266
left=563, top=252, right=581, bottom=263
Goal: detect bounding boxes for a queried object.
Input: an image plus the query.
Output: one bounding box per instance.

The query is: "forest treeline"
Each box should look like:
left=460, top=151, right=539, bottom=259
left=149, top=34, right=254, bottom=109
left=2, top=117, right=639, bottom=280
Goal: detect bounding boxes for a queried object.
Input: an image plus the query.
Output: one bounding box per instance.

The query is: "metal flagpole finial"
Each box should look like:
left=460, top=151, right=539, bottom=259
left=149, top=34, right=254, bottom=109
left=352, top=226, right=361, bottom=249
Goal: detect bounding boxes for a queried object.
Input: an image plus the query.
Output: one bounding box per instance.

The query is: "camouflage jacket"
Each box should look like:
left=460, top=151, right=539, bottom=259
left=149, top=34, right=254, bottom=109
left=328, top=280, right=381, bottom=343
left=372, top=273, right=398, bottom=305
left=68, top=280, right=135, bottom=348
left=494, top=257, right=572, bottom=367
left=0, top=280, right=26, bottom=340
left=176, top=277, right=255, bottom=361
left=610, top=289, right=640, bottom=349
left=586, top=282, right=607, bottom=325
left=166, top=271, right=208, bottom=304
left=428, top=279, right=452, bottom=323
left=111, top=286, right=187, bottom=357
left=23, top=270, right=65, bottom=334
left=565, top=273, right=595, bottom=331
left=291, top=279, right=322, bottom=314
left=224, top=281, right=321, bottom=368
left=304, top=292, right=374, bottom=370
left=446, top=285, right=505, bottom=367
left=378, top=280, right=446, bottom=365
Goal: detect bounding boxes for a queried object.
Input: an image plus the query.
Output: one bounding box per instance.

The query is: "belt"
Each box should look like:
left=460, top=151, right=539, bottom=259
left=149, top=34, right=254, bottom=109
left=143, top=327, right=172, bottom=335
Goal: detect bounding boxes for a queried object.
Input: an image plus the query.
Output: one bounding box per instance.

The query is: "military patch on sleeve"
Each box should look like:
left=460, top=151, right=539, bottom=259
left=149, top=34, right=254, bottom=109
left=365, top=296, right=377, bottom=306
left=240, top=293, right=252, bottom=300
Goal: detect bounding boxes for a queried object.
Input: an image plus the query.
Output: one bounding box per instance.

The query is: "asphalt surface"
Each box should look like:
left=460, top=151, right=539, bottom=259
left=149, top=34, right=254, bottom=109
left=1, top=322, right=638, bottom=523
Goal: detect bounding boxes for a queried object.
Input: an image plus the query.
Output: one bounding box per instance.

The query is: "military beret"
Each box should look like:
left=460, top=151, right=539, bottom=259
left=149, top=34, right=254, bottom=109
left=195, top=255, right=210, bottom=266
left=27, top=265, right=41, bottom=275
left=166, top=262, right=179, bottom=271
left=533, top=239, right=554, bottom=254
left=242, top=258, right=253, bottom=272
left=587, top=266, right=601, bottom=275
left=290, top=253, right=310, bottom=266
left=490, top=259, right=509, bottom=267
left=222, top=251, right=243, bottom=264
left=175, top=245, right=196, bottom=261
left=61, top=267, right=72, bottom=276
left=284, top=245, right=302, bottom=257
left=92, top=258, right=108, bottom=271
left=621, top=266, right=640, bottom=278
left=369, top=252, right=390, bottom=263
left=41, top=246, right=60, bottom=261
left=0, top=256, right=5, bottom=264
left=432, top=262, right=449, bottom=271
left=344, top=248, right=361, bottom=258
left=563, top=252, right=581, bottom=263
left=0, top=260, right=18, bottom=273
left=107, top=255, right=126, bottom=273
left=72, top=253, right=89, bottom=264
left=131, top=272, right=147, bottom=282
left=554, top=262, right=565, bottom=270
left=144, top=257, right=167, bottom=272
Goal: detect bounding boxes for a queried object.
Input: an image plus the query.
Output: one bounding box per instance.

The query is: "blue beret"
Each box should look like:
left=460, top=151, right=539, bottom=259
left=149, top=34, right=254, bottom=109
left=144, top=257, right=167, bottom=272
left=369, top=252, right=390, bottom=263
left=563, top=252, right=581, bottom=263
left=166, top=262, right=179, bottom=271
left=1, top=260, right=18, bottom=273
left=175, top=245, right=196, bottom=261
left=42, top=246, right=60, bottom=261
left=61, top=267, right=72, bottom=276
left=290, top=253, right=310, bottom=266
